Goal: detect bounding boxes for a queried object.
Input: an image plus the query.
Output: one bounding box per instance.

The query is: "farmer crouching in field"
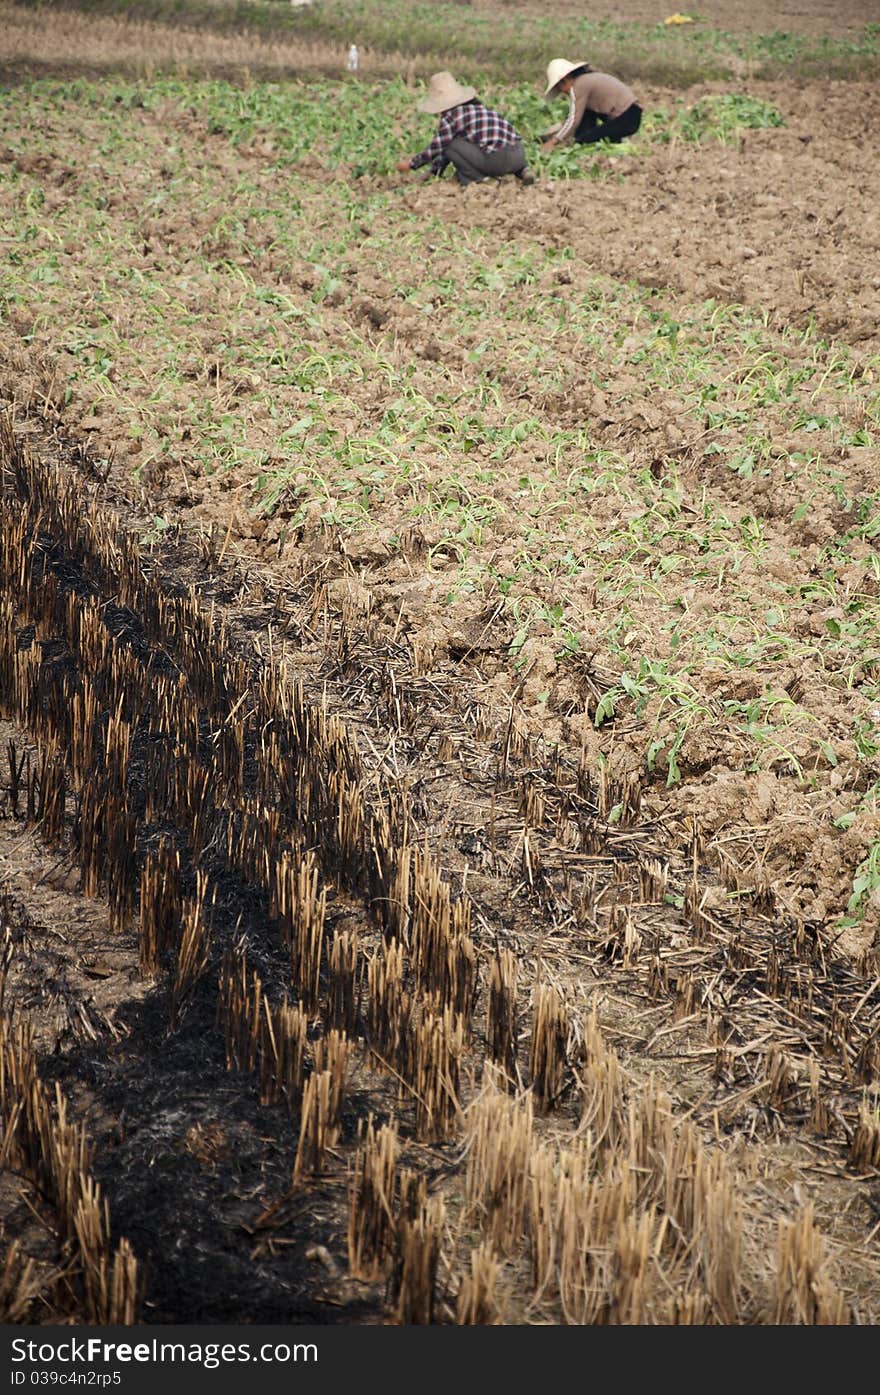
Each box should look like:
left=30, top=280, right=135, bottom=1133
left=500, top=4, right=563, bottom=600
left=396, top=71, right=535, bottom=186
left=542, top=59, right=642, bottom=150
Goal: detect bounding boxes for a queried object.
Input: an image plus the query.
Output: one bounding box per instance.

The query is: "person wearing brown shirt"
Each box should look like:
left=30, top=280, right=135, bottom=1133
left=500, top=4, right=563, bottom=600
left=542, top=58, right=642, bottom=148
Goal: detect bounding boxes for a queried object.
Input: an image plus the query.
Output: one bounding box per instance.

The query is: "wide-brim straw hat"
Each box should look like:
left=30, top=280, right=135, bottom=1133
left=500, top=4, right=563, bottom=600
left=418, top=71, right=477, bottom=114
left=544, top=58, right=589, bottom=97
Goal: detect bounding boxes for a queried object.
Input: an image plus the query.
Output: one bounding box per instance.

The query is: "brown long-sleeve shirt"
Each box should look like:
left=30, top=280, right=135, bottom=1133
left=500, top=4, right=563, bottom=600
left=555, top=71, right=637, bottom=143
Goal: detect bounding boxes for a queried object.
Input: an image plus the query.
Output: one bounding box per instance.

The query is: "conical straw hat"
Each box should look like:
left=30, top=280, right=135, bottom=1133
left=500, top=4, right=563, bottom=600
left=544, top=58, right=590, bottom=97
left=418, top=71, right=477, bottom=114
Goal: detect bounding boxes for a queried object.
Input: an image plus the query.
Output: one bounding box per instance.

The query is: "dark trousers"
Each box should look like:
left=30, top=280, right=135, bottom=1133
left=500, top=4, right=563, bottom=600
left=444, top=136, right=527, bottom=185
left=575, top=102, right=642, bottom=145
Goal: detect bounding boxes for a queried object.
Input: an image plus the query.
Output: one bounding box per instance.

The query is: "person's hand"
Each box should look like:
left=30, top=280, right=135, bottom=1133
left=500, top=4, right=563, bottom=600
left=396, top=159, right=412, bottom=173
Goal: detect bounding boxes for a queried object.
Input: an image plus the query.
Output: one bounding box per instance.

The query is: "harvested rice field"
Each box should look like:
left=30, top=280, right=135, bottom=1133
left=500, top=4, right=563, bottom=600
left=1, top=0, right=880, bottom=1326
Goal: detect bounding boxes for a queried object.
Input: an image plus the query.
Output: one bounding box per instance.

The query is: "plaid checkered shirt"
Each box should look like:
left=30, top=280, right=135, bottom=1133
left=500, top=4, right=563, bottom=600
left=410, top=101, right=522, bottom=175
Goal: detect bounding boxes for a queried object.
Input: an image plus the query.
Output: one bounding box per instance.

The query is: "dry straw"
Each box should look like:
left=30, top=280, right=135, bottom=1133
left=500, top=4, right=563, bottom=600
left=775, top=1205, right=850, bottom=1324
left=273, top=847, right=326, bottom=1013
left=218, top=944, right=262, bottom=1075
left=412, top=1000, right=465, bottom=1141
left=455, top=1240, right=502, bottom=1324
left=486, top=947, right=518, bottom=1084
left=260, top=998, right=308, bottom=1110
left=170, top=874, right=211, bottom=1028
left=0, top=1016, right=140, bottom=1322
left=849, top=1094, right=880, bottom=1170
left=36, top=741, right=65, bottom=847
left=388, top=1194, right=446, bottom=1325
left=312, top=1029, right=352, bottom=1123
left=293, top=1069, right=342, bottom=1184
left=576, top=1006, right=625, bottom=1151
left=464, top=1072, right=533, bottom=1253
left=327, top=928, right=359, bottom=1036
left=366, top=938, right=411, bottom=1075
left=0, top=1242, right=39, bottom=1322
left=139, top=839, right=181, bottom=976
left=528, top=982, right=568, bottom=1111
left=218, top=944, right=309, bottom=1110
left=347, top=1115, right=400, bottom=1279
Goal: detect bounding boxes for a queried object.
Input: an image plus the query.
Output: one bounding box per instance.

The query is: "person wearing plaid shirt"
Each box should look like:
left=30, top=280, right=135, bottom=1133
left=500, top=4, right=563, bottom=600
left=397, top=72, right=535, bottom=186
